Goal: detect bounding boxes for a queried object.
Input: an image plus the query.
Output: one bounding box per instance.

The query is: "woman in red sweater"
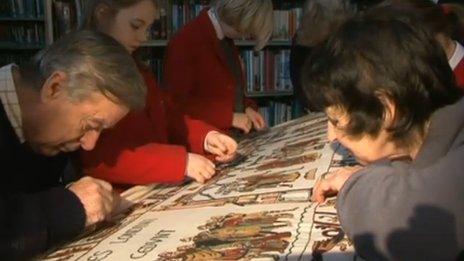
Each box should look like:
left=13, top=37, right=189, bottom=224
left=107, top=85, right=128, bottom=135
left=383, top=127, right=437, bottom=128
left=163, top=0, right=273, bottom=133
left=79, top=0, right=237, bottom=185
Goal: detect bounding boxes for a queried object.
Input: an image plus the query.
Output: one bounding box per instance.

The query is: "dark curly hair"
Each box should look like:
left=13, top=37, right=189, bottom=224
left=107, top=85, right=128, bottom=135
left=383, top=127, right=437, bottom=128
left=302, top=7, right=463, bottom=144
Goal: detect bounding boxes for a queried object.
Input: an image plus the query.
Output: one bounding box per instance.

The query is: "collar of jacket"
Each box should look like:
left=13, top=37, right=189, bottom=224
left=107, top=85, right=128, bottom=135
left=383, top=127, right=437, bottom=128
left=413, top=97, right=464, bottom=168
left=196, top=8, right=238, bottom=73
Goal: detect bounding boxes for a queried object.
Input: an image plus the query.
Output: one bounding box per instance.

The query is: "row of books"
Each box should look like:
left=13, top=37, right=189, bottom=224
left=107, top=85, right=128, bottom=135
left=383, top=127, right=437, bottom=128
left=53, top=0, right=79, bottom=39
left=272, top=8, right=303, bottom=40
left=149, top=0, right=303, bottom=41
left=242, top=49, right=292, bottom=94
left=0, top=52, right=35, bottom=67
left=74, top=0, right=85, bottom=24
left=9, top=0, right=304, bottom=41
left=0, top=24, right=45, bottom=45
left=259, top=101, right=293, bottom=127
left=1, top=0, right=44, bottom=18
left=150, top=0, right=208, bottom=40
left=143, top=49, right=293, bottom=95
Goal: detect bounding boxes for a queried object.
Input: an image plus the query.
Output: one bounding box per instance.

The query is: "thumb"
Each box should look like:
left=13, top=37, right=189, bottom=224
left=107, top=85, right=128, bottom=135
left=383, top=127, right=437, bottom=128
left=112, top=191, right=121, bottom=209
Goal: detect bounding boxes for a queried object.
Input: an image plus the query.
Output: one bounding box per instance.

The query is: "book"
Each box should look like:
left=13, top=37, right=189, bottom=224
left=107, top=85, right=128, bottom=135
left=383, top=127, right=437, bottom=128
left=1, top=23, right=44, bottom=44
left=3, top=0, right=45, bottom=18
left=258, top=101, right=293, bottom=127
left=242, top=49, right=292, bottom=94
left=52, top=0, right=77, bottom=39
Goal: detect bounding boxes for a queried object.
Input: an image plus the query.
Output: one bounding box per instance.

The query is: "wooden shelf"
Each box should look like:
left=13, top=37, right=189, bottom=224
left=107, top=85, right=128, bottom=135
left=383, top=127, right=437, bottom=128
left=0, top=41, right=44, bottom=50
left=245, top=91, right=293, bottom=98
left=236, top=40, right=292, bottom=47
left=141, top=40, right=168, bottom=47
left=0, top=16, right=45, bottom=22
left=141, top=39, right=292, bottom=47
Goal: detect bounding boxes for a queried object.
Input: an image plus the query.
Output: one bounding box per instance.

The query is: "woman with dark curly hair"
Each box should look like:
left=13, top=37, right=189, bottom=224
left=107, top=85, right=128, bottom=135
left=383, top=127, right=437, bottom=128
left=305, top=7, right=464, bottom=260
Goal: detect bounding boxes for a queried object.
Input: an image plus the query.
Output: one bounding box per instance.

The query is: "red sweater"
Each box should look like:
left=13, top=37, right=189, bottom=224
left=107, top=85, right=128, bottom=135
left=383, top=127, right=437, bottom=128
left=163, top=9, right=257, bottom=131
left=80, top=66, right=216, bottom=185
left=454, top=57, right=464, bottom=89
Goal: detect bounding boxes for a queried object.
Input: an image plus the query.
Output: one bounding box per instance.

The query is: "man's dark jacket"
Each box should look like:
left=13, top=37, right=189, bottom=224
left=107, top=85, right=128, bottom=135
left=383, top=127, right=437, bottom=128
left=0, top=103, right=85, bottom=260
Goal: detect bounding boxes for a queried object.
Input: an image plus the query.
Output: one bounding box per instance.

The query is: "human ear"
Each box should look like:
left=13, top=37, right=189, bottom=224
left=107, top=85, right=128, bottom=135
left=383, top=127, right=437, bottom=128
left=40, top=71, right=68, bottom=103
left=95, top=3, right=112, bottom=31
left=376, top=92, right=396, bottom=129
left=435, top=33, right=455, bottom=60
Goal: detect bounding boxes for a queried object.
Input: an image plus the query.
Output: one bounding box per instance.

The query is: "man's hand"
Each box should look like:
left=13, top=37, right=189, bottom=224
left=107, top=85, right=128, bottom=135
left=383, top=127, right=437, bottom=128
left=68, top=176, right=118, bottom=227
left=205, top=131, right=237, bottom=162
left=186, top=153, right=216, bottom=183
left=311, top=166, right=363, bottom=203
left=245, top=107, right=266, bottom=131
left=232, top=113, right=252, bottom=133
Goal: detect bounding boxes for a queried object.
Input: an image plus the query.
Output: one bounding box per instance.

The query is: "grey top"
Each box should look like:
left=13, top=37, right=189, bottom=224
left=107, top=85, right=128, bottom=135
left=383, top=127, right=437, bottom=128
left=338, top=98, right=464, bottom=260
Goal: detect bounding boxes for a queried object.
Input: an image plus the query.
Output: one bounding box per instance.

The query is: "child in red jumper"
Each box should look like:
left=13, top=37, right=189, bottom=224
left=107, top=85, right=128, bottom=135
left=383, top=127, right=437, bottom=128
left=163, top=0, right=273, bottom=133
left=79, top=0, right=238, bottom=185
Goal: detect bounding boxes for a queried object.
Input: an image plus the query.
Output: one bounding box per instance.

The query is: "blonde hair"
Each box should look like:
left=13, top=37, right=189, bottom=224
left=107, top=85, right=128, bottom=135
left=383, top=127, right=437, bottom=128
left=211, top=0, right=273, bottom=50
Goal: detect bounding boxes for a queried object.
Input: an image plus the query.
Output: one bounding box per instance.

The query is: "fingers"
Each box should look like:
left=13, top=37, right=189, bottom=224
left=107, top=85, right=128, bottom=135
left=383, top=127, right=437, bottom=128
left=188, top=168, right=216, bottom=184
left=312, top=179, right=330, bottom=204
left=186, top=154, right=216, bottom=183
left=93, top=183, right=114, bottom=217
left=311, top=178, right=321, bottom=202
left=188, top=172, right=206, bottom=184
left=243, top=119, right=252, bottom=133
left=311, top=171, right=346, bottom=204
left=111, top=191, right=121, bottom=212
left=94, top=178, right=113, bottom=192
left=223, top=136, right=238, bottom=153
left=235, top=122, right=250, bottom=133
left=100, top=192, right=114, bottom=216
left=245, top=108, right=266, bottom=130
left=207, top=136, right=228, bottom=156
left=215, top=152, right=236, bottom=162
left=208, top=134, right=238, bottom=157
left=204, top=157, right=215, bottom=170
left=232, top=113, right=252, bottom=133
left=249, top=112, right=265, bottom=130
left=217, top=135, right=237, bottom=154
left=214, top=141, right=228, bottom=155
left=255, top=112, right=267, bottom=129
left=198, top=156, right=215, bottom=176
left=240, top=125, right=251, bottom=134
left=204, top=161, right=215, bottom=176
left=69, top=176, right=116, bottom=227
left=249, top=115, right=261, bottom=131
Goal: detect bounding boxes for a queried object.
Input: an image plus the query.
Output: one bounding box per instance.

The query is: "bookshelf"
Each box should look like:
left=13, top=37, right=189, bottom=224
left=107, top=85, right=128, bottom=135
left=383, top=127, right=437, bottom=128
left=142, top=0, right=305, bottom=127
left=141, top=39, right=293, bottom=47
left=0, top=0, right=305, bottom=127
left=0, top=16, right=45, bottom=22
left=0, top=0, right=53, bottom=66
left=51, top=0, right=82, bottom=40
left=246, top=91, right=294, bottom=98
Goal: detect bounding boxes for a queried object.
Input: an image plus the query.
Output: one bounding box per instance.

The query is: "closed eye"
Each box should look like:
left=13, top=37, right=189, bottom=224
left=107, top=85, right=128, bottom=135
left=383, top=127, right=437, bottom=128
left=328, top=117, right=339, bottom=127
left=131, top=24, right=141, bottom=30
left=130, top=19, right=145, bottom=30
left=83, top=118, right=107, bottom=132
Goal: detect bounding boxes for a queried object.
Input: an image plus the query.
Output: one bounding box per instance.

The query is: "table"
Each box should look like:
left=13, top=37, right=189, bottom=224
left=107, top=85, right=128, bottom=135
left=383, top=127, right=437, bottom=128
left=42, top=113, right=360, bottom=261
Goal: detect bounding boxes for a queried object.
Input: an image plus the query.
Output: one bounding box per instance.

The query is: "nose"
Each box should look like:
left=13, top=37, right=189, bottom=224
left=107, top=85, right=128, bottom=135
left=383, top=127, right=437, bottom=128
left=80, top=130, right=101, bottom=151
left=139, top=30, right=148, bottom=43
left=327, top=121, right=337, bottom=143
